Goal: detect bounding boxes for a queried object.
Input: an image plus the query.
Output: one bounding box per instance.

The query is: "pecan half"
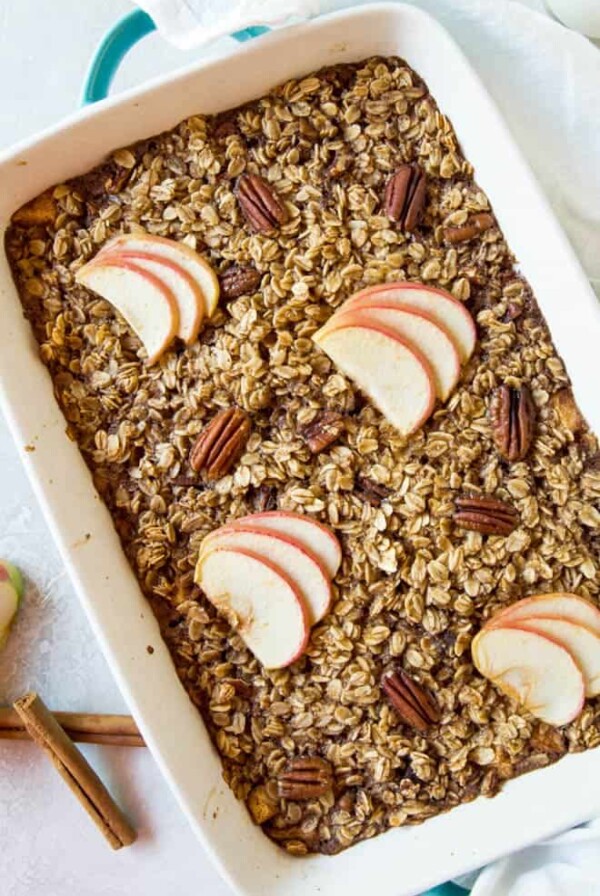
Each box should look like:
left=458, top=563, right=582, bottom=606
left=453, top=495, right=518, bottom=536
left=551, top=389, right=584, bottom=434
left=219, top=265, right=261, bottom=300
left=277, top=757, right=333, bottom=800
left=381, top=668, right=440, bottom=732
left=235, top=174, right=288, bottom=233
left=300, top=410, right=345, bottom=454
left=11, top=191, right=57, bottom=227
left=490, top=384, right=535, bottom=462
left=384, top=163, right=426, bottom=232
left=443, top=212, right=494, bottom=244
left=355, top=476, right=392, bottom=507
left=190, top=408, right=251, bottom=479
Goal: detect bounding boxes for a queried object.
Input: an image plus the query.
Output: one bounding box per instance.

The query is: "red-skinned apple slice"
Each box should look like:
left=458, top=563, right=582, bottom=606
left=200, top=525, right=331, bottom=623
left=347, top=282, right=476, bottom=363
left=472, top=626, right=585, bottom=726
left=313, top=320, right=436, bottom=436
left=75, top=257, right=179, bottom=364
left=485, top=593, right=600, bottom=637
left=506, top=618, right=600, bottom=697
left=320, top=305, right=460, bottom=401
left=195, top=546, right=309, bottom=668
left=99, top=250, right=204, bottom=345
left=98, top=233, right=220, bottom=316
left=232, top=512, right=342, bottom=579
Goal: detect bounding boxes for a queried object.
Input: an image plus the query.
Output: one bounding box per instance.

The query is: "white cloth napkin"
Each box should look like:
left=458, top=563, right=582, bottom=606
left=458, top=819, right=600, bottom=895
left=134, top=0, right=600, bottom=892
left=135, top=0, right=321, bottom=48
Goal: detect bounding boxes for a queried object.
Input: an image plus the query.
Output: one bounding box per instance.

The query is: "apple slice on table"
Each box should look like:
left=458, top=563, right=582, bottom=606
left=506, top=617, right=600, bottom=697
left=75, top=258, right=179, bottom=364
left=0, top=559, right=24, bottom=599
left=200, top=525, right=331, bottom=623
left=99, top=250, right=204, bottom=346
left=98, top=233, right=220, bottom=317
left=472, top=626, right=585, bottom=726
left=313, top=320, right=436, bottom=436
left=195, top=546, right=309, bottom=668
left=485, top=592, right=600, bottom=637
left=0, top=581, right=19, bottom=650
left=320, top=305, right=460, bottom=401
left=0, top=561, right=23, bottom=651
left=232, top=511, right=342, bottom=579
left=346, top=282, right=476, bottom=363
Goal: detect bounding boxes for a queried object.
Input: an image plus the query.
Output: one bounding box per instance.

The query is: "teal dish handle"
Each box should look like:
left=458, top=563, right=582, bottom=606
left=81, top=8, right=269, bottom=105
left=80, top=11, right=470, bottom=896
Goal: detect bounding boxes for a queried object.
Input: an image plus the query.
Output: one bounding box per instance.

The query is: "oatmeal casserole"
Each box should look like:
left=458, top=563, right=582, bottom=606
left=5, top=57, right=600, bottom=857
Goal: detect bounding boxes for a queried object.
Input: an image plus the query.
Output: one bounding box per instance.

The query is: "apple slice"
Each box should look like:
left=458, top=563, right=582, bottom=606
left=99, top=250, right=204, bottom=345
left=347, top=282, right=476, bottom=363
left=321, top=305, right=460, bottom=401
left=0, top=559, right=24, bottom=600
left=0, top=579, right=20, bottom=650
left=313, top=320, right=435, bottom=436
left=200, top=525, right=331, bottom=623
left=195, top=546, right=309, bottom=668
left=486, top=593, right=600, bottom=637
left=98, top=234, right=220, bottom=317
left=507, top=618, right=600, bottom=697
left=472, top=626, right=585, bottom=726
left=75, top=257, right=179, bottom=364
left=232, top=512, right=342, bottom=579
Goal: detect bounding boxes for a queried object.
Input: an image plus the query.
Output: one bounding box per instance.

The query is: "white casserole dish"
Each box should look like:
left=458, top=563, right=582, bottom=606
left=1, top=4, right=600, bottom=895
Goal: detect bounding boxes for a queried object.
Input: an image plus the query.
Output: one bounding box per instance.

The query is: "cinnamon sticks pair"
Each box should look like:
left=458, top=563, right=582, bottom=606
left=0, top=705, right=144, bottom=747
left=9, top=693, right=138, bottom=850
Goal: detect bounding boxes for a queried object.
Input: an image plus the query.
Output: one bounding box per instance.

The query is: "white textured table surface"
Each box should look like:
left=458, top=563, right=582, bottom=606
left=0, top=1, right=593, bottom=895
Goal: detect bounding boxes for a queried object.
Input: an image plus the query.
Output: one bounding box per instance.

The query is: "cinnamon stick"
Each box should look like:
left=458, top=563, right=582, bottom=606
left=0, top=707, right=144, bottom=747
left=13, top=692, right=136, bottom=849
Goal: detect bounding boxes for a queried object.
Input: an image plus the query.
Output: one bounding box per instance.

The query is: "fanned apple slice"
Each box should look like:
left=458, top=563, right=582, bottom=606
left=98, top=233, right=220, bottom=316
left=75, top=258, right=179, bottom=364
left=232, top=511, right=342, bottom=579
left=313, top=321, right=435, bottom=436
left=347, top=282, right=476, bottom=363
left=195, top=546, right=309, bottom=668
left=200, top=525, right=331, bottom=623
left=99, top=250, right=204, bottom=345
left=508, top=618, right=600, bottom=697
left=472, top=626, right=585, bottom=726
left=322, top=305, right=460, bottom=401
left=486, top=592, right=600, bottom=637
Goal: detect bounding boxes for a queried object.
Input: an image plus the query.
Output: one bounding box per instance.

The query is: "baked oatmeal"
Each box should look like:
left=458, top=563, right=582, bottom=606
left=5, top=57, right=600, bottom=856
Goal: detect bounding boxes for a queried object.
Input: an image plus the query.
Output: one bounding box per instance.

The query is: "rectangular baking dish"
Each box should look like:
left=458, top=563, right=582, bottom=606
left=1, top=5, right=600, bottom=895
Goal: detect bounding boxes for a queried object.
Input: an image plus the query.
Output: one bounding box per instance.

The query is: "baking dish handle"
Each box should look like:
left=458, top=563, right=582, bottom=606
left=80, top=8, right=269, bottom=105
